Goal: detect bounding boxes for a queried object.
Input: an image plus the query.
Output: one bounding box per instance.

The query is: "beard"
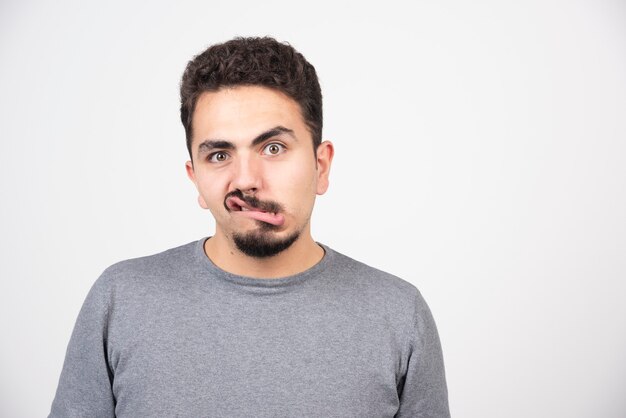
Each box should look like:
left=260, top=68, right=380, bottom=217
left=232, top=225, right=301, bottom=258
left=224, top=189, right=301, bottom=258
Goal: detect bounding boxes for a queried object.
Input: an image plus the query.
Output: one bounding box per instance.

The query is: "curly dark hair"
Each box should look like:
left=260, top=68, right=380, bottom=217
left=180, top=37, right=323, bottom=161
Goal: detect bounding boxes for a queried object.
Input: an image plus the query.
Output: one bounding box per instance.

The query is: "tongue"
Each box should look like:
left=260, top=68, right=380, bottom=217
left=239, top=209, right=285, bottom=226
left=227, top=196, right=285, bottom=226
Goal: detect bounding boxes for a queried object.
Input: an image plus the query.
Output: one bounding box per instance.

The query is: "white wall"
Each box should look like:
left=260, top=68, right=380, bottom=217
left=1, top=0, right=625, bottom=416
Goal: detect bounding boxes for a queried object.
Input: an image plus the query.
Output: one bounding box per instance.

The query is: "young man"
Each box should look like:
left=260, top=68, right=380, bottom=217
left=49, top=37, right=450, bottom=417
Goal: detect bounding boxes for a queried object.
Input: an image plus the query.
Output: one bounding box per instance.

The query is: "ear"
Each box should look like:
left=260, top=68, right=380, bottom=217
left=185, top=160, right=196, bottom=182
left=315, top=140, right=334, bottom=195
left=185, top=160, right=209, bottom=209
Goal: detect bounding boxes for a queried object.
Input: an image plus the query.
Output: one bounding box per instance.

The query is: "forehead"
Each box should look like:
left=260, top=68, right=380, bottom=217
left=191, top=86, right=306, bottom=146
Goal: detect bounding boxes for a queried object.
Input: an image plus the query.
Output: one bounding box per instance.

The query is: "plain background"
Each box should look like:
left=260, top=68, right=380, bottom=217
left=1, top=0, right=625, bottom=417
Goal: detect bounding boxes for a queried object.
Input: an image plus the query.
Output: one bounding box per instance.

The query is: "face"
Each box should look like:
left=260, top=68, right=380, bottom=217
left=185, top=86, right=333, bottom=258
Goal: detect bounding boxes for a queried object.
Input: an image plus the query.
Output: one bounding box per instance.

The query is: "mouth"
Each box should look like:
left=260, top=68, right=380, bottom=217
left=225, top=195, right=285, bottom=226
left=225, top=196, right=274, bottom=215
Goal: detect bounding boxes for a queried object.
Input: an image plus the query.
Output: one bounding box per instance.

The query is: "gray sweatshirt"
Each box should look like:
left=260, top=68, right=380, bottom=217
left=49, top=237, right=450, bottom=417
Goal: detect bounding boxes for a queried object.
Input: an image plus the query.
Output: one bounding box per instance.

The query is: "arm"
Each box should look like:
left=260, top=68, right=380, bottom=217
left=396, top=289, right=450, bottom=418
left=48, top=274, right=116, bottom=417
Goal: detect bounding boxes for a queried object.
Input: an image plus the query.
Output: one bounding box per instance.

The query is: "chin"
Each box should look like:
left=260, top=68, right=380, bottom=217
left=232, top=228, right=301, bottom=258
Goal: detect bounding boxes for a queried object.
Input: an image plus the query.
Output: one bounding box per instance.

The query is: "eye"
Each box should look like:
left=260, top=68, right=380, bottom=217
left=262, top=143, right=286, bottom=156
left=208, top=151, right=229, bottom=163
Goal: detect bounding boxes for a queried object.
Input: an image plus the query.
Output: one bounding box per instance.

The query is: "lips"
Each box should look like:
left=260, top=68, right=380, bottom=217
left=226, top=196, right=285, bottom=226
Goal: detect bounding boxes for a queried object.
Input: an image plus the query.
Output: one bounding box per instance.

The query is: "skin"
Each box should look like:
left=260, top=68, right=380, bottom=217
left=185, top=86, right=334, bottom=278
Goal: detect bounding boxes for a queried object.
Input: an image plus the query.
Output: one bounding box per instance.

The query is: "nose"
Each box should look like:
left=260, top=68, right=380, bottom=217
left=230, top=153, right=262, bottom=194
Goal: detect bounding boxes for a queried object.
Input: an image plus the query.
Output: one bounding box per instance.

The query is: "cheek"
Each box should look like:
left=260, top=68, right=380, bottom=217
left=197, top=178, right=225, bottom=207
left=279, top=169, right=317, bottom=213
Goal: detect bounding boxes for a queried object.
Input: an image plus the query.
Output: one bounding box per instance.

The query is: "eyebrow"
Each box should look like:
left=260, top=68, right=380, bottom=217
left=196, top=126, right=296, bottom=157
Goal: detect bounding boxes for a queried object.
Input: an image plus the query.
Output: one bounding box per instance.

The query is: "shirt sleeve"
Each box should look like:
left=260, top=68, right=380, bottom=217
left=395, top=288, right=451, bottom=418
left=48, top=274, right=116, bottom=418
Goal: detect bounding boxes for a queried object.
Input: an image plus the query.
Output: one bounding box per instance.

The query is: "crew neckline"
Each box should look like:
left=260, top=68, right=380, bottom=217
left=194, top=236, right=334, bottom=288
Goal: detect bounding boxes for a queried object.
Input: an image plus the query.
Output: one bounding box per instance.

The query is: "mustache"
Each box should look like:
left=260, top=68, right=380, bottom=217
left=223, top=190, right=284, bottom=214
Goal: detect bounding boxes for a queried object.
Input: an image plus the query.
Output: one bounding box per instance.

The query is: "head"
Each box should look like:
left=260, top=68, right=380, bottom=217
left=181, top=37, right=333, bottom=259
left=180, top=36, right=323, bottom=163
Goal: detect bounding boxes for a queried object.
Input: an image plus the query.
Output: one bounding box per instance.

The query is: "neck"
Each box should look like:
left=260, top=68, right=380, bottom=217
left=203, top=227, right=325, bottom=279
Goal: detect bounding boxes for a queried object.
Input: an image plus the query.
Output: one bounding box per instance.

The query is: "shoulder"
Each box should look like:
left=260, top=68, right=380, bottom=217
left=323, top=245, right=428, bottom=316
left=322, top=245, right=439, bottom=352
left=91, top=240, right=199, bottom=294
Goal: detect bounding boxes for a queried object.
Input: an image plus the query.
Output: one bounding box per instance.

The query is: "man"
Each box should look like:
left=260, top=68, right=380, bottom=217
left=49, top=37, right=450, bottom=417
